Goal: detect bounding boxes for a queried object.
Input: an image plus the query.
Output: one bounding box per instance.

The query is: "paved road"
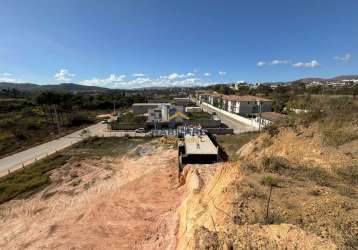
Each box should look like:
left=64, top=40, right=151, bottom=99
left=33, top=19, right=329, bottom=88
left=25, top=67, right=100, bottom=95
left=0, top=123, right=143, bottom=176
left=199, top=103, right=255, bottom=134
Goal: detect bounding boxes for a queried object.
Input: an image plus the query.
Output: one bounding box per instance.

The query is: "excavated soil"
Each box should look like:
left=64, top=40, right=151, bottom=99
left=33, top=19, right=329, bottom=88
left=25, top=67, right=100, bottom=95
left=0, top=145, right=184, bottom=249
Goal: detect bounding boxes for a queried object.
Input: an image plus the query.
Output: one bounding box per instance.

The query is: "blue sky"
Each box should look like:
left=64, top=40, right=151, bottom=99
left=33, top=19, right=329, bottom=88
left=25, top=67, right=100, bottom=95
left=0, top=0, right=357, bottom=88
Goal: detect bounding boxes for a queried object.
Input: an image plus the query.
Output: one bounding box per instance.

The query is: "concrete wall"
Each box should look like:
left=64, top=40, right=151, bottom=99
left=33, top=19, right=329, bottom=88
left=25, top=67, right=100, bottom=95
left=201, top=102, right=260, bottom=130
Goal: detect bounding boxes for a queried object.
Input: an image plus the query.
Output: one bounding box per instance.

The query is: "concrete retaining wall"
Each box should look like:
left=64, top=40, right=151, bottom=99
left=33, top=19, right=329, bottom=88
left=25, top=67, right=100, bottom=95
left=201, top=102, right=260, bottom=130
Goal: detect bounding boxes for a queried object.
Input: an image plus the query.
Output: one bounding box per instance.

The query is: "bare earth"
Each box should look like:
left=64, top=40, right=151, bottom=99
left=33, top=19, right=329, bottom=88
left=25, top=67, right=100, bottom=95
left=0, top=145, right=184, bottom=250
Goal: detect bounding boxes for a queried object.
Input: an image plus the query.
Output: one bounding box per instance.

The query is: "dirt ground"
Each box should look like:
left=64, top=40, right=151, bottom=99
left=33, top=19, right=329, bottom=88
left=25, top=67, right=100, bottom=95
left=176, top=126, right=358, bottom=249
left=0, top=145, right=185, bottom=250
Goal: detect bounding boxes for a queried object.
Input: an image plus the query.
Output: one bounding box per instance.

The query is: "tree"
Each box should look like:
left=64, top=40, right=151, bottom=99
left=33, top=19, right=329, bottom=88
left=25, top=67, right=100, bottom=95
left=262, top=175, right=279, bottom=224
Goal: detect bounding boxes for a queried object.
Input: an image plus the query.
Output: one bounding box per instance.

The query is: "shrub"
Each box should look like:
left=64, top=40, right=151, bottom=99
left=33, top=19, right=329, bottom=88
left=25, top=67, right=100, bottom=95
left=69, top=115, right=94, bottom=126
left=263, top=124, right=279, bottom=137
left=262, top=156, right=288, bottom=173
left=261, top=175, right=280, bottom=187
left=334, top=165, right=358, bottom=185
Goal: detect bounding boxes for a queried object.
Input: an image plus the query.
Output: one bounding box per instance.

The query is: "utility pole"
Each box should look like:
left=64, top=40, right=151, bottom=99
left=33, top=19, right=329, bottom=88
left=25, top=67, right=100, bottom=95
left=113, top=101, right=116, bottom=116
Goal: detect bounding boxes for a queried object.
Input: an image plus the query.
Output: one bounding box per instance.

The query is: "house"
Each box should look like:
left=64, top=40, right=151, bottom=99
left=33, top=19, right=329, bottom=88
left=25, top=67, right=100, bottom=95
left=222, top=95, right=272, bottom=115
left=255, top=112, right=286, bottom=127
left=132, top=103, right=170, bottom=115
left=147, top=104, right=177, bottom=123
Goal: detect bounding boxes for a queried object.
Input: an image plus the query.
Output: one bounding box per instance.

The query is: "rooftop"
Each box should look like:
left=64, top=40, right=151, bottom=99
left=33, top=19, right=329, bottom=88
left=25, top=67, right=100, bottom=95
left=261, top=112, right=286, bottom=122
left=184, top=134, right=218, bottom=155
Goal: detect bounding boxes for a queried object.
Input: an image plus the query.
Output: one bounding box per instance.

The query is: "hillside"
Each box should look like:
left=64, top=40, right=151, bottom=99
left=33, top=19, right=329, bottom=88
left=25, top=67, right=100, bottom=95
left=299, top=75, right=358, bottom=83
left=0, top=82, right=109, bottom=93
left=177, top=125, right=357, bottom=249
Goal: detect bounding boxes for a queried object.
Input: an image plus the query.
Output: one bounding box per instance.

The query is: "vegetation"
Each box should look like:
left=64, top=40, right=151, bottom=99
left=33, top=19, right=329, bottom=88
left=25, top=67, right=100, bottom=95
left=0, top=89, right=149, bottom=157
left=0, top=154, right=70, bottom=204
left=186, top=111, right=212, bottom=120
left=116, top=112, right=147, bottom=124
left=216, top=132, right=259, bottom=161
left=278, top=96, right=358, bottom=147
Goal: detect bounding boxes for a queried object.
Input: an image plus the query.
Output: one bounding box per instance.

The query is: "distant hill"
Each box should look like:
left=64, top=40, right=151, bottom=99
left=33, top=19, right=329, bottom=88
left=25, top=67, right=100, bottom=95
left=0, top=82, right=110, bottom=93
left=298, top=75, right=358, bottom=83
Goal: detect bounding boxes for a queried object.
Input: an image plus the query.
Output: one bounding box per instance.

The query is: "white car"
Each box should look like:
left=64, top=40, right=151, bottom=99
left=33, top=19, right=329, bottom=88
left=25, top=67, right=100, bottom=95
left=135, top=128, right=146, bottom=133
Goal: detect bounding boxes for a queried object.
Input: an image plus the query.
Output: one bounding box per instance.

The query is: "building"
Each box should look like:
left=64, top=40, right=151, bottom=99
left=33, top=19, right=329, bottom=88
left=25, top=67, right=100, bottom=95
left=222, top=95, right=272, bottom=115
left=132, top=103, right=171, bottom=115
left=197, top=92, right=272, bottom=115
left=254, top=112, right=286, bottom=127
left=173, top=97, right=191, bottom=107
left=147, top=104, right=177, bottom=122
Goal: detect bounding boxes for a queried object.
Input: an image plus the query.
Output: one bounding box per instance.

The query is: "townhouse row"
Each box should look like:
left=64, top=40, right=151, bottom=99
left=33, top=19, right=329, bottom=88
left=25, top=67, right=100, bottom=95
left=196, top=92, right=272, bottom=116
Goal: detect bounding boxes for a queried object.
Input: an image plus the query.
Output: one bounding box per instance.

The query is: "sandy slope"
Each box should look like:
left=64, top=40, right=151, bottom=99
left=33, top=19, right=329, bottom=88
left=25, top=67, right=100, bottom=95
left=0, top=146, right=184, bottom=250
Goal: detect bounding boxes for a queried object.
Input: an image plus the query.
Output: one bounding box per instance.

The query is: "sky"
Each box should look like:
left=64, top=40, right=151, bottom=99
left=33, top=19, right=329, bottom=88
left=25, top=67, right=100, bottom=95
left=0, top=0, right=357, bottom=89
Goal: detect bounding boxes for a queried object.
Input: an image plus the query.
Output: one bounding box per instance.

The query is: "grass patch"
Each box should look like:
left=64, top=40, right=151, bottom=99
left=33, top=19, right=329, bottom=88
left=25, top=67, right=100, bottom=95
left=216, top=132, right=259, bottom=161
left=71, top=136, right=154, bottom=158
left=0, top=154, right=70, bottom=204
left=321, top=128, right=358, bottom=147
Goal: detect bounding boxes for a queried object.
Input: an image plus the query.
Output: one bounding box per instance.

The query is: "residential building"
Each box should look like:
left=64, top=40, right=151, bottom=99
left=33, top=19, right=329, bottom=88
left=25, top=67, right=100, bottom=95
left=222, top=95, right=272, bottom=115
left=132, top=103, right=170, bottom=115
left=147, top=104, right=177, bottom=122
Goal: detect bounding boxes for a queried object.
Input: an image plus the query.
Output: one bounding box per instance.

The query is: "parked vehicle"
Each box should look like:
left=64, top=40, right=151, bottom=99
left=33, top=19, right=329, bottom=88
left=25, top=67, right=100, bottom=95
left=135, top=128, right=146, bottom=133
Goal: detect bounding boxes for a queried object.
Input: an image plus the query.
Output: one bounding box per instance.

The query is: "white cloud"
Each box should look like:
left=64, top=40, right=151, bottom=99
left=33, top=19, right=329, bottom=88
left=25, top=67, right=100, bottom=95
left=54, top=69, right=75, bottom=81
left=132, top=73, right=146, bottom=77
left=204, top=72, right=211, bottom=77
left=257, top=59, right=291, bottom=66
left=293, top=60, right=320, bottom=68
left=80, top=74, right=126, bottom=88
left=218, top=71, right=227, bottom=76
left=80, top=72, right=211, bottom=89
left=271, top=59, right=291, bottom=65
left=334, top=53, right=352, bottom=61
left=0, top=76, right=20, bottom=83
left=0, top=73, right=22, bottom=83
left=160, top=72, right=195, bottom=81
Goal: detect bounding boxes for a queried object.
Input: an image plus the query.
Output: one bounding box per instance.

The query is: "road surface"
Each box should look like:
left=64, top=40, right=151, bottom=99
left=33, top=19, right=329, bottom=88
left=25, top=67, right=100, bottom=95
left=199, top=102, right=255, bottom=134
left=0, top=123, right=143, bottom=176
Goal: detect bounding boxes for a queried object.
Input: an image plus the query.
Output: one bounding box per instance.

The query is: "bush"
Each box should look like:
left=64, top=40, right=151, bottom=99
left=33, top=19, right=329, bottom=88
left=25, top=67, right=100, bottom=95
left=264, top=124, right=279, bottom=137
left=0, top=154, right=69, bottom=204
left=262, top=156, right=288, bottom=173
left=69, top=114, right=94, bottom=126
left=334, top=165, right=358, bottom=185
